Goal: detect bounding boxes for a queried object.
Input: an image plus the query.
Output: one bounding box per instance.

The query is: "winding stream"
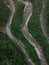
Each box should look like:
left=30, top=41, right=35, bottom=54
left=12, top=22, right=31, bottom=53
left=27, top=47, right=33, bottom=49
left=5, top=0, right=48, bottom=65
left=6, top=0, right=34, bottom=65
left=20, top=0, right=48, bottom=65
left=40, top=0, right=49, bottom=43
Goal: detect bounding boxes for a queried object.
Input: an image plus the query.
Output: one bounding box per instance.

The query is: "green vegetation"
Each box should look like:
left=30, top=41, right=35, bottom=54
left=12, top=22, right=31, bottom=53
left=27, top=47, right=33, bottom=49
left=46, top=0, right=49, bottom=34
left=0, top=33, right=27, bottom=65
left=0, top=0, right=40, bottom=65
left=0, top=0, right=10, bottom=26
left=11, top=1, right=40, bottom=65
left=28, top=0, right=49, bottom=64
left=1, top=0, right=49, bottom=65
left=0, top=0, right=28, bottom=65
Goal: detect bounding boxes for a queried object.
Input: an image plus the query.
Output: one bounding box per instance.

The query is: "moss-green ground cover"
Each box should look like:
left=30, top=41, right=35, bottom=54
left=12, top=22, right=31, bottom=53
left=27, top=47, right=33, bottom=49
left=46, top=0, right=49, bottom=34
left=28, top=0, right=49, bottom=64
left=0, top=33, right=27, bottom=65
left=0, top=0, right=10, bottom=26
left=11, top=1, right=40, bottom=65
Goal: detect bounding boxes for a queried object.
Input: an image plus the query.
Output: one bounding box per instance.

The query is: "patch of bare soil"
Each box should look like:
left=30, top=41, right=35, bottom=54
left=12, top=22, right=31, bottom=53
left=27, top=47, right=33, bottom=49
left=0, top=26, right=5, bottom=33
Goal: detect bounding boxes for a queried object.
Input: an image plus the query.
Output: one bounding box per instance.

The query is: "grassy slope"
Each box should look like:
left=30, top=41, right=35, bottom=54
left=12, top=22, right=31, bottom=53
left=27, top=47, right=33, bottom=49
left=11, top=1, right=40, bottom=65
left=0, top=33, right=27, bottom=65
left=28, top=0, right=49, bottom=64
left=46, top=0, right=49, bottom=34
left=0, top=0, right=10, bottom=26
